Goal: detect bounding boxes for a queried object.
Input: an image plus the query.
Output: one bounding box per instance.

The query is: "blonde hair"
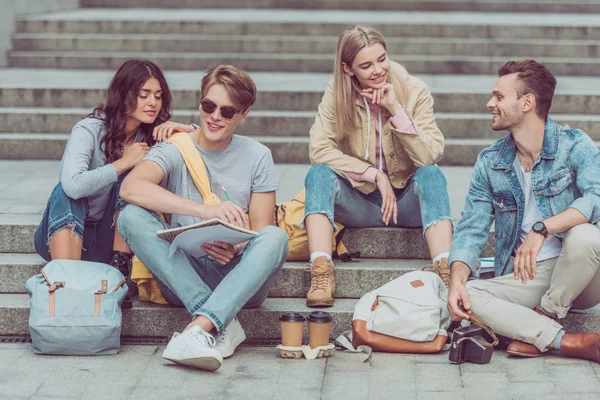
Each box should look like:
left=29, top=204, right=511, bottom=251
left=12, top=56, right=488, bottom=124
left=333, top=25, right=409, bottom=136
left=201, top=64, right=257, bottom=111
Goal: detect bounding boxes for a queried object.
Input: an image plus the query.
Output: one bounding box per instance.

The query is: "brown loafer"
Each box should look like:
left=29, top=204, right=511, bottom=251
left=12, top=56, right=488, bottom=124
left=507, top=340, right=542, bottom=358
left=560, top=333, right=600, bottom=363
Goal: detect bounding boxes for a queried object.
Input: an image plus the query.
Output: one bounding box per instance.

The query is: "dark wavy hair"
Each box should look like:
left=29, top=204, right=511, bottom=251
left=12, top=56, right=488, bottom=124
left=90, top=59, right=172, bottom=163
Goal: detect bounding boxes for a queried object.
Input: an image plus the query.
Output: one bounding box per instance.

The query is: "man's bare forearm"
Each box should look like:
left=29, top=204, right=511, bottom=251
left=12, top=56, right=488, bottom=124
left=121, top=177, right=204, bottom=218
left=544, top=207, right=588, bottom=235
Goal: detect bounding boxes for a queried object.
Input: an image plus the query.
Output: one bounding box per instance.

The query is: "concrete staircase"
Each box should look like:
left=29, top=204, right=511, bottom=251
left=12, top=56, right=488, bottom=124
left=1, top=2, right=599, bottom=342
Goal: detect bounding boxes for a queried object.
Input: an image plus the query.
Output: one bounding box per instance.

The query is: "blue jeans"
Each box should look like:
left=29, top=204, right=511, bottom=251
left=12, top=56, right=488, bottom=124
left=34, top=181, right=126, bottom=264
left=303, top=164, right=452, bottom=234
left=117, top=204, right=288, bottom=334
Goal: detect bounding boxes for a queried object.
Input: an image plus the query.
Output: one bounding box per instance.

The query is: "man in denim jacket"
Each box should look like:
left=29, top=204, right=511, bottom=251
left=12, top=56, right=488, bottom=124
left=448, top=59, right=600, bottom=362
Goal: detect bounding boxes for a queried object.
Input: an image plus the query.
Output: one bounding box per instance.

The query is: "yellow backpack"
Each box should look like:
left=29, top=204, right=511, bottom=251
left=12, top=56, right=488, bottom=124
left=274, top=188, right=357, bottom=261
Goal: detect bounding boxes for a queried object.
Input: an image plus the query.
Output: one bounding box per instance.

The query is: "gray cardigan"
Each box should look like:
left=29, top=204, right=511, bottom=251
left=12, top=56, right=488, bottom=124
left=59, top=117, right=144, bottom=221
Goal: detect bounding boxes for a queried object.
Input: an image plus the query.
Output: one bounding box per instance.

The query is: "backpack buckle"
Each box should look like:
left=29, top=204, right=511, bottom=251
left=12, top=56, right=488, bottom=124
left=48, top=281, right=65, bottom=292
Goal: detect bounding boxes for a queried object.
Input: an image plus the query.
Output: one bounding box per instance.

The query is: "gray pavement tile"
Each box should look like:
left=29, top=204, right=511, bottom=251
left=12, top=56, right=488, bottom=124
left=416, top=392, right=464, bottom=400
left=370, top=391, right=416, bottom=400
left=463, top=392, right=507, bottom=400
left=507, top=382, right=560, bottom=397
left=14, top=351, right=109, bottom=372
left=0, top=343, right=29, bottom=350
left=503, top=357, right=552, bottom=382
left=0, top=367, right=51, bottom=397
left=321, top=352, right=371, bottom=400
left=415, top=363, right=463, bottom=392
left=369, top=355, right=416, bottom=394
left=127, top=387, right=183, bottom=400
left=460, top=371, right=508, bottom=392
left=34, top=369, right=97, bottom=397
left=413, top=352, right=449, bottom=364
left=545, top=364, right=600, bottom=393
left=136, top=357, right=199, bottom=389
left=272, top=388, right=322, bottom=400
left=0, top=348, right=27, bottom=376
left=79, top=375, right=137, bottom=400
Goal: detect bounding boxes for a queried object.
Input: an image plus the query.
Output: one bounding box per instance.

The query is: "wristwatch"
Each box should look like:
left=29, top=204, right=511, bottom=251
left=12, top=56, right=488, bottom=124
left=532, top=221, right=548, bottom=238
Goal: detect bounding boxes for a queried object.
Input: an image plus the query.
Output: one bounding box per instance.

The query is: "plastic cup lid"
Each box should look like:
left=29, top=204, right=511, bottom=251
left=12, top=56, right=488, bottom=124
left=279, top=312, right=305, bottom=322
left=307, top=311, right=332, bottom=323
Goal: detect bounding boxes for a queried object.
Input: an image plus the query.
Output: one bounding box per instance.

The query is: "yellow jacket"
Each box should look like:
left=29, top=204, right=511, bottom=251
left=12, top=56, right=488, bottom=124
left=309, top=62, right=444, bottom=194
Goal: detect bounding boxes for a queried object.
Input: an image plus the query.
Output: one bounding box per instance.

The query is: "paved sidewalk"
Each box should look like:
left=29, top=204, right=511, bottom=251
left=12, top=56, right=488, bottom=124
left=0, top=343, right=599, bottom=400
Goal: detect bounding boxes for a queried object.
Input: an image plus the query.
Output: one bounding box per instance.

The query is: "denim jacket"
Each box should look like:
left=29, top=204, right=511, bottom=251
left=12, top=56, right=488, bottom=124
left=449, top=118, right=600, bottom=277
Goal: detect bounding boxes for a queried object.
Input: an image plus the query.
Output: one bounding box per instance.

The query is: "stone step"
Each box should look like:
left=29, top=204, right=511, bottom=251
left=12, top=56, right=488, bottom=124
left=1, top=293, right=598, bottom=341
left=0, top=213, right=495, bottom=256
left=13, top=34, right=600, bottom=59
left=2, top=69, right=599, bottom=114
left=78, top=0, right=600, bottom=13
left=0, top=253, right=427, bottom=298
left=3, top=133, right=599, bottom=166
left=3, top=87, right=600, bottom=116
left=14, top=9, right=600, bottom=40
left=8, top=51, right=600, bottom=75
left=2, top=108, right=599, bottom=140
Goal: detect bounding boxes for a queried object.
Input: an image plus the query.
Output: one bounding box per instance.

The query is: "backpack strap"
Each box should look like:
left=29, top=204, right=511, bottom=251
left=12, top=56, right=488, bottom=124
left=167, top=132, right=220, bottom=206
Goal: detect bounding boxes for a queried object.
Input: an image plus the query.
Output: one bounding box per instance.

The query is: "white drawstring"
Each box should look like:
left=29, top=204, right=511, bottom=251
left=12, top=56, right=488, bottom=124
left=362, top=97, right=370, bottom=160
left=362, top=96, right=383, bottom=172
left=378, top=107, right=383, bottom=172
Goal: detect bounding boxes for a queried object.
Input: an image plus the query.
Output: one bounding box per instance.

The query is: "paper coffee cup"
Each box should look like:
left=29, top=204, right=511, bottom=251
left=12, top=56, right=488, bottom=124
left=279, top=312, right=305, bottom=347
left=307, top=311, right=332, bottom=348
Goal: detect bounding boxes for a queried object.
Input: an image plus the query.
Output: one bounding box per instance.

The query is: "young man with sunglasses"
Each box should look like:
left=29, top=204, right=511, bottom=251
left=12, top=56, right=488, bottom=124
left=118, top=64, right=288, bottom=371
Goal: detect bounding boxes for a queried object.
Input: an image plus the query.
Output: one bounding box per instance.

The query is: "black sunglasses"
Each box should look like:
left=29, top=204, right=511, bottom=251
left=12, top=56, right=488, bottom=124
left=200, top=100, right=241, bottom=120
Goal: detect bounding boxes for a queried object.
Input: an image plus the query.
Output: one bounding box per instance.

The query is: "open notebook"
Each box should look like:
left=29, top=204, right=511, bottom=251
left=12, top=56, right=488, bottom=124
left=157, top=218, right=258, bottom=258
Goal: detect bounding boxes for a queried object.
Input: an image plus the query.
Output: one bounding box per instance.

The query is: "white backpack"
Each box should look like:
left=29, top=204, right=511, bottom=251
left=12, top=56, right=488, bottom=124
left=353, top=270, right=451, bottom=342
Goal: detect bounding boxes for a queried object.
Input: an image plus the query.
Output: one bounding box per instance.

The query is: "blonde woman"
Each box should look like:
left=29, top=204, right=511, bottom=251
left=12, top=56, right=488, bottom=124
left=303, top=25, right=453, bottom=307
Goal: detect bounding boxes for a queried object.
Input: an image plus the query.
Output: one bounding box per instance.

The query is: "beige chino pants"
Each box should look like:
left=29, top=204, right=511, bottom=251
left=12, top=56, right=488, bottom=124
left=466, top=223, right=600, bottom=352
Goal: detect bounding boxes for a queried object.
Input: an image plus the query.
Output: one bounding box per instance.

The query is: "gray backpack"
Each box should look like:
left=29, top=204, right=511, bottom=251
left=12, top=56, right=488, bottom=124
left=25, top=259, right=128, bottom=355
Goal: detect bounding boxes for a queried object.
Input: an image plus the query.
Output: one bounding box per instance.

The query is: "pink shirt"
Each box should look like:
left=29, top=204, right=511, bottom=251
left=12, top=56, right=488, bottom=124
left=345, top=104, right=416, bottom=183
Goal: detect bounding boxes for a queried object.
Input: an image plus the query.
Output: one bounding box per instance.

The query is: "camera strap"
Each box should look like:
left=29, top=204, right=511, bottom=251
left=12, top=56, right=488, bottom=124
left=457, top=311, right=500, bottom=348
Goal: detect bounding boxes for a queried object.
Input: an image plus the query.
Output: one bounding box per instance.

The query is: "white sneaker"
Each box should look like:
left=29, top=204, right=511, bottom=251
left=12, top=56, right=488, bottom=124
left=162, top=326, right=223, bottom=371
left=213, top=317, right=247, bottom=358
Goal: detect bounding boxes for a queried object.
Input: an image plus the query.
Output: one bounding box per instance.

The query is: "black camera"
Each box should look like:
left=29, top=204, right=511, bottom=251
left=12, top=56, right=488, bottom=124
left=448, top=324, right=495, bottom=364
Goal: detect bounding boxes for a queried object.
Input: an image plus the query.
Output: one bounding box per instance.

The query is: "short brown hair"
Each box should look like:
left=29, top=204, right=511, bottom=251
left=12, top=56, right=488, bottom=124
left=201, top=65, right=257, bottom=111
left=498, top=60, right=556, bottom=120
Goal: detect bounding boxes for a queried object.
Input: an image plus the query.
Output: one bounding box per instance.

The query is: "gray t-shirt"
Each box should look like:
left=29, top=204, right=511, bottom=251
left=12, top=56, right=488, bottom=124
left=59, top=117, right=145, bottom=221
left=145, top=134, right=278, bottom=228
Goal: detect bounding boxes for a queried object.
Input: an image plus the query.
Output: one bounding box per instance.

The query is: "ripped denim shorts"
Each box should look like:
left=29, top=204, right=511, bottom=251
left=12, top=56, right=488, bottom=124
left=34, top=180, right=126, bottom=264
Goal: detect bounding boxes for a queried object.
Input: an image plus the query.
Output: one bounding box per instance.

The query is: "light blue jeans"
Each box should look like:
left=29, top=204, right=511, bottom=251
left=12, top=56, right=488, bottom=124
left=303, top=164, right=452, bottom=234
left=118, top=204, right=288, bottom=334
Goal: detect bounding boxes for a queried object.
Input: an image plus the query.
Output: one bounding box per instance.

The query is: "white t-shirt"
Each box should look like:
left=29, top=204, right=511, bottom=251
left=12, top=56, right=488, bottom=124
left=516, top=161, right=562, bottom=261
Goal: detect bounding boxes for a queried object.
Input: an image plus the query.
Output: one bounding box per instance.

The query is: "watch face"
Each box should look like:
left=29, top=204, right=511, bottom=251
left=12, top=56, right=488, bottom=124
left=533, top=222, right=544, bottom=232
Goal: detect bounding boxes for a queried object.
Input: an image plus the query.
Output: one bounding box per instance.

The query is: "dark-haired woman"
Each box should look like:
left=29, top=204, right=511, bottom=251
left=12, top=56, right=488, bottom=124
left=34, top=59, right=172, bottom=305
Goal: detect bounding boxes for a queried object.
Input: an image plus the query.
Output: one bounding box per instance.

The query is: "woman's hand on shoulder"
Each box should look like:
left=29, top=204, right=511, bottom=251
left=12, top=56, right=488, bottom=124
left=360, top=83, right=403, bottom=115
left=152, top=121, right=195, bottom=142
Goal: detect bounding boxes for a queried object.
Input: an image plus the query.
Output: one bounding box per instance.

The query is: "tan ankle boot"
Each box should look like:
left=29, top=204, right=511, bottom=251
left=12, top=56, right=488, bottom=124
left=422, top=257, right=451, bottom=288
left=306, top=256, right=335, bottom=307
